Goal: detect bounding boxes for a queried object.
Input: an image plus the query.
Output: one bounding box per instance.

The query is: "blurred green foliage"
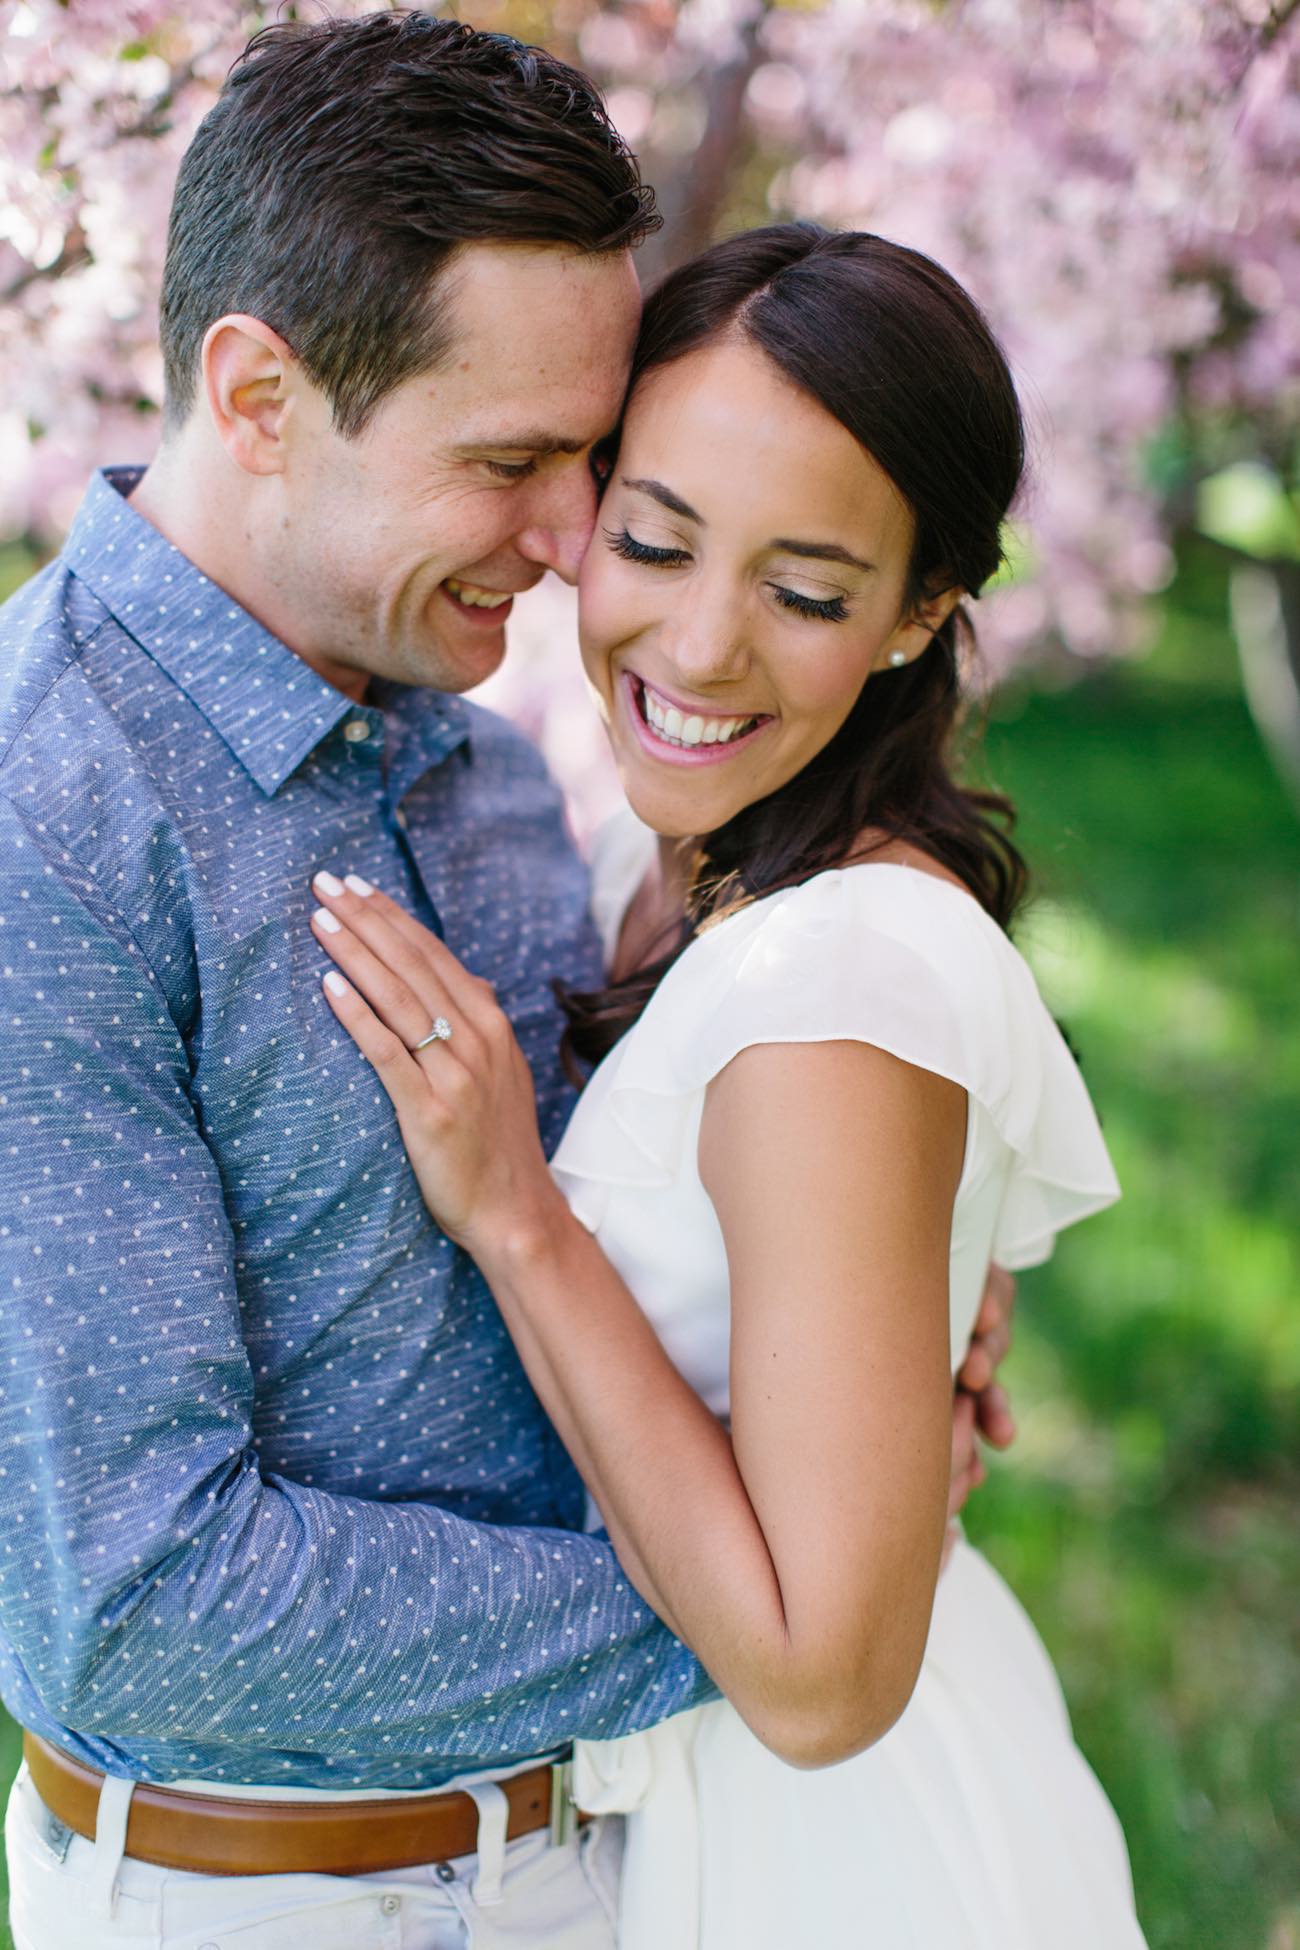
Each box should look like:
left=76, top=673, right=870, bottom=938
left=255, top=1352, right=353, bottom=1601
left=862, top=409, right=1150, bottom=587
left=968, top=539, right=1300, bottom=1949
left=0, top=544, right=1295, bottom=1948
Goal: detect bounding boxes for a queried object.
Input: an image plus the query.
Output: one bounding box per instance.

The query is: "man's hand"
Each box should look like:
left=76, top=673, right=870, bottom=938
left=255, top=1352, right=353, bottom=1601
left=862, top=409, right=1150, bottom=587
left=942, top=1265, right=1018, bottom=1565
left=957, top=1262, right=1017, bottom=1450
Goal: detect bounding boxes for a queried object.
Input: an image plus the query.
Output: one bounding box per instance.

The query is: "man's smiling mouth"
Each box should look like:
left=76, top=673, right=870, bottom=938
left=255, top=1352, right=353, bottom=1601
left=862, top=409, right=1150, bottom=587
left=442, top=577, right=513, bottom=610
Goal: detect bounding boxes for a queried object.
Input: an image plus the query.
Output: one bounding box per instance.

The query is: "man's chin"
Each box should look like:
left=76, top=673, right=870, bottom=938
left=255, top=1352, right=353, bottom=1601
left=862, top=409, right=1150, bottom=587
left=403, top=617, right=510, bottom=695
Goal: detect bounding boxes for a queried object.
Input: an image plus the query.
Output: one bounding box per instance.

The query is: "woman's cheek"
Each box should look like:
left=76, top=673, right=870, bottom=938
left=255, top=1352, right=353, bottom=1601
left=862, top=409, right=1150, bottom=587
left=780, top=632, right=882, bottom=728
left=578, top=558, right=654, bottom=688
left=576, top=556, right=619, bottom=695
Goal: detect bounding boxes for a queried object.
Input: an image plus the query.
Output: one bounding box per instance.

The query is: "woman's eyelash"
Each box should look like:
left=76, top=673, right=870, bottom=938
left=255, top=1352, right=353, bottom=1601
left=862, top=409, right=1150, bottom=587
left=605, top=526, right=690, bottom=566
left=606, top=526, right=849, bottom=622
left=771, top=585, right=849, bottom=622
left=485, top=458, right=538, bottom=481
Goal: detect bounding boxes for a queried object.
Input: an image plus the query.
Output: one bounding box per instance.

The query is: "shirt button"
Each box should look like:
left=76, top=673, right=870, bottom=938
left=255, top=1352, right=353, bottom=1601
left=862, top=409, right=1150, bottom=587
left=380, top=1893, right=401, bottom=1914
left=344, top=717, right=370, bottom=744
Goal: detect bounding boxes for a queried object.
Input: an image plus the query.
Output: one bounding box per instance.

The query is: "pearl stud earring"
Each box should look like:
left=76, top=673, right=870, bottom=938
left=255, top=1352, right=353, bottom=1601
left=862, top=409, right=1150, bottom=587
left=889, top=650, right=907, bottom=668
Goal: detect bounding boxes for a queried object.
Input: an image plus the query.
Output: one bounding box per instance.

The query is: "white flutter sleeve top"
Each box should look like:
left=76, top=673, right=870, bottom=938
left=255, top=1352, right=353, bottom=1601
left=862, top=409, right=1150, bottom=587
left=557, top=816, right=1126, bottom=1950
left=555, top=813, right=1120, bottom=1400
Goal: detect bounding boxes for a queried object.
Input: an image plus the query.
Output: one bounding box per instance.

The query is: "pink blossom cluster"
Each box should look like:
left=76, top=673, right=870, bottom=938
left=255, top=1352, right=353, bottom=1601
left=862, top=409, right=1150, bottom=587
left=2, top=0, right=1295, bottom=698
left=0, top=0, right=375, bottom=540
left=759, top=0, right=1300, bottom=663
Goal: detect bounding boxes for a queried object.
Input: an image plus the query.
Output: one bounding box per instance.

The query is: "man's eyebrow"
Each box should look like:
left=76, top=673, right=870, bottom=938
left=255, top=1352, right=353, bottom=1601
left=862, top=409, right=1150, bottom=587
left=622, top=477, right=702, bottom=522
left=454, top=430, right=593, bottom=457
left=770, top=537, right=877, bottom=574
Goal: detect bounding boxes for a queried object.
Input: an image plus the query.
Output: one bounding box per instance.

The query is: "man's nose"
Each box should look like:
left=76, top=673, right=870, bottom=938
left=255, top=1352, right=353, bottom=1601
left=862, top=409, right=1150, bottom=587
left=513, top=461, right=599, bottom=586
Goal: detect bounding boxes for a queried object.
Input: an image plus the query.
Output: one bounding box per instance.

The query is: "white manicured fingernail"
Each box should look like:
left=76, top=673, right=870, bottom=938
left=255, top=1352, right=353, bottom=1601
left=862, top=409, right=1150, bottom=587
left=314, top=906, right=342, bottom=933
left=324, top=971, right=349, bottom=996
left=344, top=874, right=374, bottom=896
left=313, top=871, right=345, bottom=897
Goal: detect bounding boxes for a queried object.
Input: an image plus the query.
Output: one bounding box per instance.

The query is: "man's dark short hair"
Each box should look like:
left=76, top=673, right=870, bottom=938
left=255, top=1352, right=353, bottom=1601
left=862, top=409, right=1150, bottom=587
left=160, top=10, right=660, bottom=435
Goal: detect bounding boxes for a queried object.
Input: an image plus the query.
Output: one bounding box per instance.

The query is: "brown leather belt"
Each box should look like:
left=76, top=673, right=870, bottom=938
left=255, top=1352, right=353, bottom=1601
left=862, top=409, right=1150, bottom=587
left=23, top=1731, right=586, bottom=1878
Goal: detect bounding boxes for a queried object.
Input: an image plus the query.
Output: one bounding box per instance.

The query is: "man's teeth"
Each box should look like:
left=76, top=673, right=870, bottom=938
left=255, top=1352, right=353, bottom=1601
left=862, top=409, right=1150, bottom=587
left=445, top=578, right=512, bottom=609
left=641, top=682, right=758, bottom=748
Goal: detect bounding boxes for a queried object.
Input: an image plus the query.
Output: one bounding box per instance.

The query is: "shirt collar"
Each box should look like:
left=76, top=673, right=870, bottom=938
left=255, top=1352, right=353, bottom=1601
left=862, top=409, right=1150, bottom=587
left=63, top=467, right=470, bottom=796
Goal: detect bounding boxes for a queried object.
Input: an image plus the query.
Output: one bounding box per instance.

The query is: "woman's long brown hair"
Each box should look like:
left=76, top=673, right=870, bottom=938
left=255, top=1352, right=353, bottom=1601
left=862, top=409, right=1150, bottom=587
left=561, top=224, right=1029, bottom=1077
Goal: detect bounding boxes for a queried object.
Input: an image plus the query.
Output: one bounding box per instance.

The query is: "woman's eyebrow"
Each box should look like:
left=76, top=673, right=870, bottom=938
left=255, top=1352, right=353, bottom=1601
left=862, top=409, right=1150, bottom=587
left=771, top=538, right=877, bottom=574
left=623, top=479, right=876, bottom=574
left=622, top=477, right=701, bottom=522
left=622, top=480, right=875, bottom=574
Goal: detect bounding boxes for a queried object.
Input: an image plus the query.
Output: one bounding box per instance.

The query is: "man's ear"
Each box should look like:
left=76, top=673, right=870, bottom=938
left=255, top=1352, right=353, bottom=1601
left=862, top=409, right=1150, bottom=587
left=201, top=314, right=297, bottom=476
left=879, top=585, right=964, bottom=673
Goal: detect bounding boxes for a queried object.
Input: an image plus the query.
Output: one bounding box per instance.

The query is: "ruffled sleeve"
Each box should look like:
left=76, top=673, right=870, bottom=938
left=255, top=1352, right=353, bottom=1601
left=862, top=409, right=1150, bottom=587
left=552, top=864, right=1119, bottom=1269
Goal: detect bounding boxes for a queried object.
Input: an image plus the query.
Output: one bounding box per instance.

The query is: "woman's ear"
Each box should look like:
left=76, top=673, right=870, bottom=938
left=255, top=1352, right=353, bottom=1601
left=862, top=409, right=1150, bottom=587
left=200, top=314, right=297, bottom=477
left=878, top=586, right=964, bottom=673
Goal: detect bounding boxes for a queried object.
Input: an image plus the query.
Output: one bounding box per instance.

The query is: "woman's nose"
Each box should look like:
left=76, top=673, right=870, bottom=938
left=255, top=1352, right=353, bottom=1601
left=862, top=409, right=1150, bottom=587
left=660, top=583, right=752, bottom=689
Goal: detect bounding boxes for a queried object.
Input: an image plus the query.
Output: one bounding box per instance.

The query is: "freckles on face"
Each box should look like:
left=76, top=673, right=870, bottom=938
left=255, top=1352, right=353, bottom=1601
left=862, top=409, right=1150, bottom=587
left=279, top=243, right=641, bottom=693
left=577, top=338, right=918, bottom=836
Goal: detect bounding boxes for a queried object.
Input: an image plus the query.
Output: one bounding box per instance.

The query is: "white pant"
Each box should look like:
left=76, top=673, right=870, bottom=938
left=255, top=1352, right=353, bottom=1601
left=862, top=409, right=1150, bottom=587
left=5, top=1763, right=622, bottom=1949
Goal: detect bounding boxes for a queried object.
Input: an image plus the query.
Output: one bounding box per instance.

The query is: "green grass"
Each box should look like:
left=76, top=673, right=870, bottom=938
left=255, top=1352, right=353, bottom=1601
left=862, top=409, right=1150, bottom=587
left=0, top=544, right=1295, bottom=1946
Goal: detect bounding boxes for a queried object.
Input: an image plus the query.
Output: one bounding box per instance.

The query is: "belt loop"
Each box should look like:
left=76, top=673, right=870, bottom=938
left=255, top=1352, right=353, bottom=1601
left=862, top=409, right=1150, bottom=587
left=88, top=1774, right=135, bottom=1920
left=466, top=1780, right=509, bottom=1907
left=549, top=1757, right=577, bottom=1846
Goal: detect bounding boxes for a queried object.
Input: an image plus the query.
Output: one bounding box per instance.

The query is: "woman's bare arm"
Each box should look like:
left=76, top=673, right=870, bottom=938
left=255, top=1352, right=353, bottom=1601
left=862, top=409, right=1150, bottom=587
left=475, top=1040, right=962, bottom=1764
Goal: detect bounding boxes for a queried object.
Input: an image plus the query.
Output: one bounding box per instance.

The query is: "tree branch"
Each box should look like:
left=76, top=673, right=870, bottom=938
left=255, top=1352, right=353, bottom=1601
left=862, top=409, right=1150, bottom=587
left=0, top=233, right=89, bottom=307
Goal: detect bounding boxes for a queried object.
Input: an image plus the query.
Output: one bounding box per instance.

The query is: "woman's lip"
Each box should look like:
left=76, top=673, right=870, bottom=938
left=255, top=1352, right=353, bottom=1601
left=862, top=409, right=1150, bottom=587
left=633, top=670, right=771, bottom=724
left=620, top=671, right=773, bottom=768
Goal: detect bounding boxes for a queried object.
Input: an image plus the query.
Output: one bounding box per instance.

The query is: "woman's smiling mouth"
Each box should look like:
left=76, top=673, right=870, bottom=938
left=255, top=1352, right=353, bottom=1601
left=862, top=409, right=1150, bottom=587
left=624, top=671, right=773, bottom=766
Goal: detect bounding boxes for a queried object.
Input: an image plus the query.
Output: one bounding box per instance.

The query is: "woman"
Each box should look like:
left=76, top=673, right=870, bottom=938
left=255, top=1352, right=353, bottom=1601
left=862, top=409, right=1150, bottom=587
left=308, top=225, right=1147, bottom=1947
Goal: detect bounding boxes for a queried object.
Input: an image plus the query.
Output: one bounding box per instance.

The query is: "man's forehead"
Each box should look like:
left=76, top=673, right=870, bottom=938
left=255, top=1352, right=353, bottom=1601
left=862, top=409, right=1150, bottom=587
left=425, top=243, right=640, bottom=448
left=440, top=242, right=639, bottom=359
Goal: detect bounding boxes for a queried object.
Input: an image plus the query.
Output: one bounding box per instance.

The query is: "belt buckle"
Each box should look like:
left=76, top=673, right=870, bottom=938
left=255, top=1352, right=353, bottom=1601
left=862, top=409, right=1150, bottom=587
left=548, top=1757, right=578, bottom=1846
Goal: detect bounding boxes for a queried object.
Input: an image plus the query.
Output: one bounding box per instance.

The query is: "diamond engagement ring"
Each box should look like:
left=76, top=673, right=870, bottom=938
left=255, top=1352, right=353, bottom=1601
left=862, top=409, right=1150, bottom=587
left=411, top=1017, right=453, bottom=1052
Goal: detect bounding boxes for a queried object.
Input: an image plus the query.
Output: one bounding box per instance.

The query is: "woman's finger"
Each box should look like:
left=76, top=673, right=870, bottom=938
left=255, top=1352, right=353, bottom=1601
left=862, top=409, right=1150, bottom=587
left=312, top=871, right=498, bottom=1028
left=312, top=873, right=461, bottom=1024
left=311, top=904, right=460, bottom=1055
left=320, top=968, right=444, bottom=1121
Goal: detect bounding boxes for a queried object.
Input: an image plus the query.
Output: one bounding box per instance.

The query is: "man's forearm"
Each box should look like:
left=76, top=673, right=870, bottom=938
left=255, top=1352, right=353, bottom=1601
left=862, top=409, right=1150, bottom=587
left=33, top=1458, right=709, bottom=1769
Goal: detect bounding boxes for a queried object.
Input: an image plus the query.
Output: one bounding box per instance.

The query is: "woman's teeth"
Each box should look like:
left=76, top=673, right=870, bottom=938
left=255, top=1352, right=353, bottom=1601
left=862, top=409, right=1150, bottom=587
left=444, top=577, right=512, bottom=609
left=640, top=682, right=758, bottom=748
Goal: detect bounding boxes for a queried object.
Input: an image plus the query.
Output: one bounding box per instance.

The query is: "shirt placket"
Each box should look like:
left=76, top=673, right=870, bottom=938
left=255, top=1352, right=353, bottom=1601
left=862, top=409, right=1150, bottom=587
left=325, top=699, right=447, bottom=941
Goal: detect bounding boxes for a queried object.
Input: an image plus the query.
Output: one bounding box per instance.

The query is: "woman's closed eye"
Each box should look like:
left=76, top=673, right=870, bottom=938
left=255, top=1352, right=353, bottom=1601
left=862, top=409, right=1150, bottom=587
left=607, top=524, right=852, bottom=624
left=605, top=524, right=691, bottom=567
left=770, top=585, right=850, bottom=623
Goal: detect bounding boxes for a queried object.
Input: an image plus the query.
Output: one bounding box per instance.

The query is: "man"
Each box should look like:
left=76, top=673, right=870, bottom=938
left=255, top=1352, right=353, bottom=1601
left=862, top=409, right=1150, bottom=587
left=0, top=14, right=1013, bottom=1944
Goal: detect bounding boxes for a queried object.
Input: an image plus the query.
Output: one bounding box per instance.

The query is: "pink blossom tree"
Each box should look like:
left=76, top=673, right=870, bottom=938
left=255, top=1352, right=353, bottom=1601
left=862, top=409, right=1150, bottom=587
left=2, top=1, right=1296, bottom=818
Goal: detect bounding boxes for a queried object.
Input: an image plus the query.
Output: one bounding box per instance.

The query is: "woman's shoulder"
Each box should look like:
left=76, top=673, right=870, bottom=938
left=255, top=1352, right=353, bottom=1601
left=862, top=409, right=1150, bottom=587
left=695, top=837, right=1015, bottom=999
left=557, top=827, right=1119, bottom=1265
left=620, top=842, right=1027, bottom=1110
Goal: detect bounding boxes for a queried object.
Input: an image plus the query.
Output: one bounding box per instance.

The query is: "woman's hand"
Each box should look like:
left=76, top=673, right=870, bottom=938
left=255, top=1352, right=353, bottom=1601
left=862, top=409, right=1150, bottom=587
left=309, top=871, right=567, bottom=1256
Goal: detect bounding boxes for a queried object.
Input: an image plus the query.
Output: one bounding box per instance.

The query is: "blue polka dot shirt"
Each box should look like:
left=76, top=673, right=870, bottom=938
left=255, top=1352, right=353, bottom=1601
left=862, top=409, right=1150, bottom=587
left=0, top=468, right=709, bottom=1788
